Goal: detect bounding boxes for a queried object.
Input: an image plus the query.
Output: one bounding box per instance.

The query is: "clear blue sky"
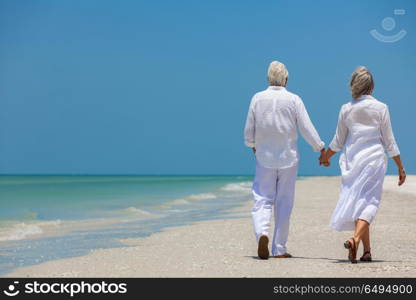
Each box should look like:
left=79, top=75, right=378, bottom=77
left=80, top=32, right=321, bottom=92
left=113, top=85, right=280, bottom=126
left=0, top=0, right=414, bottom=175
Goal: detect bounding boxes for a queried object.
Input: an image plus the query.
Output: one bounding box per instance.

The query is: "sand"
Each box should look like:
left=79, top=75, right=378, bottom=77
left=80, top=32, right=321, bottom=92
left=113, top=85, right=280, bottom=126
left=5, top=176, right=416, bottom=277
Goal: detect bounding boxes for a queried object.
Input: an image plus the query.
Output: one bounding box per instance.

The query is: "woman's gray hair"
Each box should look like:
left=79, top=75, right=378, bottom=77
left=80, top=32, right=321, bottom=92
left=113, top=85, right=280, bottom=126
left=268, top=61, right=288, bottom=86
left=350, top=66, right=374, bottom=99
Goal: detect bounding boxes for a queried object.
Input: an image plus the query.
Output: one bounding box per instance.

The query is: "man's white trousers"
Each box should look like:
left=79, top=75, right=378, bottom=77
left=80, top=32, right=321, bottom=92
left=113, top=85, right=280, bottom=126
left=251, top=161, right=298, bottom=256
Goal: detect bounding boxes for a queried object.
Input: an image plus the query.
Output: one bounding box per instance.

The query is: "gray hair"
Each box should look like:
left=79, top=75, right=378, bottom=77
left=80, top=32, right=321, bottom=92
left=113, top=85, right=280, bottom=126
left=350, top=66, right=374, bottom=99
left=268, top=61, right=288, bottom=86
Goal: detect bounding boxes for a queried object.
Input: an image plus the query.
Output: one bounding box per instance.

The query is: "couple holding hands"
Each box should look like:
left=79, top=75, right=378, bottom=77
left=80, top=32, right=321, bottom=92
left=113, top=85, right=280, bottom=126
left=244, top=61, right=406, bottom=263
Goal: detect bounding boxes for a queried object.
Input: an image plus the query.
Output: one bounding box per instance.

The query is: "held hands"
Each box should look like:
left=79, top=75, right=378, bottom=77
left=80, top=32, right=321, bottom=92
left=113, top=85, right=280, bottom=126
left=319, top=148, right=330, bottom=167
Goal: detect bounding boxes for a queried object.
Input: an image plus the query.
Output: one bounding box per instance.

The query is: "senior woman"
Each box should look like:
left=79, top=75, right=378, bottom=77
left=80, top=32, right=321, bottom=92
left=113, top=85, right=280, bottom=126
left=324, top=66, right=406, bottom=263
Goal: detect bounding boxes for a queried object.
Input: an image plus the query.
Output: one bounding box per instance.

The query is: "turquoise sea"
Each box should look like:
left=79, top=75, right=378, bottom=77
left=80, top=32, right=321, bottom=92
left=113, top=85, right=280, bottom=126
left=0, top=175, right=252, bottom=275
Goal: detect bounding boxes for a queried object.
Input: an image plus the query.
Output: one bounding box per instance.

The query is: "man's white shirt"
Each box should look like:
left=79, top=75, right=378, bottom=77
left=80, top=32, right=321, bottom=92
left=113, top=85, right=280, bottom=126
left=244, top=86, right=324, bottom=169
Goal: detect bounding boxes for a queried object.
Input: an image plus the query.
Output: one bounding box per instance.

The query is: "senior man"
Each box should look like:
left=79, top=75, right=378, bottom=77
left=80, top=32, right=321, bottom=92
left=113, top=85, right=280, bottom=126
left=244, top=61, right=326, bottom=259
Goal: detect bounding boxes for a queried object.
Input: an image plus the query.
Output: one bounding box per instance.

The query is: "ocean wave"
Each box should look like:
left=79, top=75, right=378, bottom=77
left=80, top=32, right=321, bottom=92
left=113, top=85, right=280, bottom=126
left=0, top=214, right=161, bottom=243
left=166, top=209, right=183, bottom=213
left=220, top=181, right=252, bottom=193
left=171, top=192, right=218, bottom=205
left=112, top=207, right=163, bottom=222
left=157, top=199, right=189, bottom=208
left=170, top=199, right=190, bottom=205
left=123, top=207, right=154, bottom=216
left=186, top=193, right=217, bottom=200
left=0, top=220, right=61, bottom=242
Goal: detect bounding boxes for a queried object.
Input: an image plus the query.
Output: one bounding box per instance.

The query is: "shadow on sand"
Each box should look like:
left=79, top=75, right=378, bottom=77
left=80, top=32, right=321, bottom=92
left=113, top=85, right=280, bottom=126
left=246, top=255, right=399, bottom=263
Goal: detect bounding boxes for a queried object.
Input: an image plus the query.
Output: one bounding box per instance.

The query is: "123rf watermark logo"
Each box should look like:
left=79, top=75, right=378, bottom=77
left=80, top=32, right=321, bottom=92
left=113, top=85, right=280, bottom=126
left=2, top=280, right=127, bottom=297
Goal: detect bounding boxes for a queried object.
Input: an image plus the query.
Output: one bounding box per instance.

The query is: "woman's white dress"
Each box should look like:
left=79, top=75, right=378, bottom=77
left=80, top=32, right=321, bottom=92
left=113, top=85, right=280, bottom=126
left=329, top=95, right=400, bottom=231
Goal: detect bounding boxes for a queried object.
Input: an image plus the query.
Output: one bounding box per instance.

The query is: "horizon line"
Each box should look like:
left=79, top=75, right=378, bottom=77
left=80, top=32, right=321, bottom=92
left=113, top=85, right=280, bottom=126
left=0, top=173, right=254, bottom=176
left=0, top=173, right=410, bottom=177
left=0, top=173, right=333, bottom=177
left=0, top=173, right=355, bottom=177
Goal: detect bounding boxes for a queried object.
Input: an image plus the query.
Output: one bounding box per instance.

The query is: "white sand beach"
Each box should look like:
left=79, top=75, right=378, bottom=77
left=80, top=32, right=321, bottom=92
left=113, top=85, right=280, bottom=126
left=6, top=176, right=416, bottom=278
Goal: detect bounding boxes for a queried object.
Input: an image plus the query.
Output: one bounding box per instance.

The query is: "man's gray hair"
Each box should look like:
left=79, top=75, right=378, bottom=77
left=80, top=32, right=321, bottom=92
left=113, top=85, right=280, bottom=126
left=350, top=66, right=374, bottom=99
left=268, top=61, right=288, bottom=86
